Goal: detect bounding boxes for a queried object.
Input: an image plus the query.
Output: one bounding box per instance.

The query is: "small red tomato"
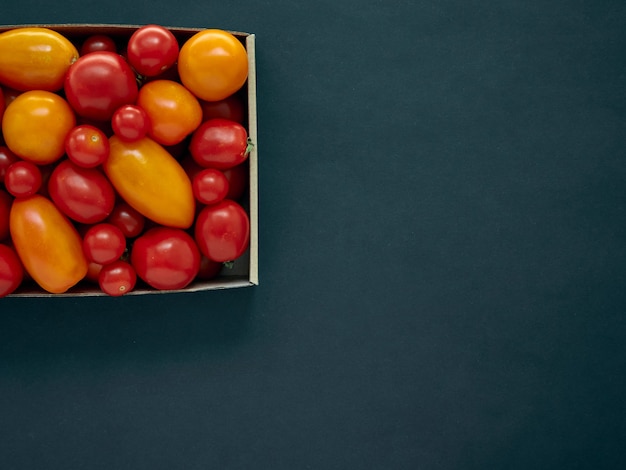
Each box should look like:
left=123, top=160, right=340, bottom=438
left=80, top=35, right=118, bottom=55
left=4, top=161, right=42, bottom=198
left=64, top=51, right=139, bottom=121
left=192, top=168, right=229, bottom=205
left=48, top=160, right=116, bottom=224
left=0, top=146, right=19, bottom=184
left=194, top=199, right=250, bottom=262
left=98, top=260, right=136, bottom=296
left=200, top=94, right=245, bottom=124
left=127, top=25, right=179, bottom=77
left=106, top=202, right=146, bottom=238
left=189, top=118, right=251, bottom=170
left=65, top=125, right=110, bottom=168
left=82, top=223, right=126, bottom=265
left=0, top=244, right=24, bottom=297
left=131, top=227, right=200, bottom=290
left=0, top=189, right=12, bottom=241
left=111, top=105, right=151, bottom=142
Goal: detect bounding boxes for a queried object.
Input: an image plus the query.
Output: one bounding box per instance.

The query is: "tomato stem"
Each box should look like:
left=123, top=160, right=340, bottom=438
left=244, top=138, right=254, bottom=156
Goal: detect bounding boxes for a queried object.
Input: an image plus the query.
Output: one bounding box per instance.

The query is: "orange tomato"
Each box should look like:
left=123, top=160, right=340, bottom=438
left=178, top=29, right=248, bottom=102
left=0, top=27, right=79, bottom=92
left=136, top=79, right=202, bottom=146
left=104, top=136, right=195, bottom=228
left=10, top=194, right=88, bottom=294
left=2, top=90, right=76, bottom=164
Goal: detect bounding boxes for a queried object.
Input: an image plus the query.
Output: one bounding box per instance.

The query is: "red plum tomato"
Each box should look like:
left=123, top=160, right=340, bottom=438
left=131, top=227, right=200, bottom=290
left=190, top=118, right=250, bottom=170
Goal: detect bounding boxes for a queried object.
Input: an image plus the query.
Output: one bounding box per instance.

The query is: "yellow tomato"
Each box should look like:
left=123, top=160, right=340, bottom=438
left=178, top=29, right=248, bottom=102
left=2, top=90, right=76, bottom=165
left=136, top=79, right=202, bottom=146
left=0, top=27, right=79, bottom=92
left=10, top=195, right=88, bottom=294
left=104, top=136, right=195, bottom=228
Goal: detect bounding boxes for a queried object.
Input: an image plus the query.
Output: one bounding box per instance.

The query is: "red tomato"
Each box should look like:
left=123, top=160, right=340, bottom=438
left=131, top=227, right=200, bottom=290
left=4, top=161, right=42, bottom=198
left=85, top=260, right=104, bottom=283
left=65, top=125, right=110, bottom=168
left=192, top=168, right=229, bottom=205
left=0, top=243, right=23, bottom=297
left=200, top=94, right=245, bottom=124
left=0, top=189, right=12, bottom=241
left=194, top=199, right=250, bottom=262
left=190, top=118, right=250, bottom=170
left=127, top=25, right=179, bottom=77
left=222, top=162, right=248, bottom=201
left=106, top=202, right=146, bottom=238
left=197, top=256, right=223, bottom=281
left=82, top=223, right=126, bottom=265
left=0, top=146, right=19, bottom=184
left=111, top=104, right=151, bottom=142
left=48, top=160, right=116, bottom=224
left=80, top=35, right=118, bottom=55
left=64, top=51, right=139, bottom=121
left=98, top=260, right=136, bottom=296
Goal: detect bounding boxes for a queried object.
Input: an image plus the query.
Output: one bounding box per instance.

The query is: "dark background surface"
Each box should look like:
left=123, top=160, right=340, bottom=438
left=2, top=1, right=626, bottom=468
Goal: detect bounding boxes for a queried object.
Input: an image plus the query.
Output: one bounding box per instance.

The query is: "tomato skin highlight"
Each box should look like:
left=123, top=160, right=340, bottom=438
left=10, top=194, right=88, bottom=293
left=104, top=136, right=195, bottom=229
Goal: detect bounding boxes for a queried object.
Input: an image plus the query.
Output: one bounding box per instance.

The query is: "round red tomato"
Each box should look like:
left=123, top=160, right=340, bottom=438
left=127, top=25, right=179, bottom=77
left=83, top=223, right=126, bottom=265
left=64, top=51, right=139, bottom=121
left=0, top=244, right=23, bottom=297
left=99, top=260, right=136, bottom=296
left=65, top=124, right=110, bottom=168
left=80, top=35, right=118, bottom=55
left=111, top=104, right=151, bottom=142
left=200, top=94, right=245, bottom=124
left=48, top=160, right=116, bottom=224
left=0, top=189, right=12, bottom=241
left=194, top=199, right=250, bottom=262
left=192, top=168, right=229, bottom=205
left=4, top=161, right=42, bottom=198
left=131, top=227, right=200, bottom=290
left=106, top=202, right=146, bottom=238
left=190, top=118, right=250, bottom=170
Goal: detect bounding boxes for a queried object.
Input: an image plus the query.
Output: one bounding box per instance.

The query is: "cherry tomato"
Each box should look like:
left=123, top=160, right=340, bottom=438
left=48, top=160, right=116, bottom=224
left=98, top=260, right=136, bottom=296
left=127, top=25, right=179, bottom=77
left=111, top=105, right=151, bottom=142
left=2, top=90, right=76, bottom=164
left=192, top=168, right=229, bottom=205
left=104, top=136, right=195, bottom=228
left=222, top=162, right=249, bottom=201
left=190, top=118, right=250, bottom=170
left=136, top=79, right=202, bottom=146
left=4, top=161, right=42, bottom=198
left=197, top=256, right=223, bottom=281
left=0, top=146, right=19, bottom=184
left=0, top=189, right=11, bottom=241
left=200, top=94, right=245, bottom=124
left=106, top=202, right=146, bottom=238
left=80, top=34, right=118, bottom=55
left=64, top=51, right=139, bottom=121
left=10, top=194, right=88, bottom=294
left=131, top=227, right=200, bottom=290
left=194, top=199, right=250, bottom=262
left=82, top=223, right=126, bottom=265
left=0, top=243, right=23, bottom=297
left=65, top=124, right=110, bottom=168
left=178, top=29, right=248, bottom=102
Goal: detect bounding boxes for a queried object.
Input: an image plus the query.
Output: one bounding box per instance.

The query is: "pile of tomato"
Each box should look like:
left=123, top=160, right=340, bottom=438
left=0, top=25, right=253, bottom=296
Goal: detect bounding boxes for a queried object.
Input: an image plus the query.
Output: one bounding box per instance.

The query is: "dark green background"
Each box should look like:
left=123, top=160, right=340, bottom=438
left=2, top=1, right=626, bottom=468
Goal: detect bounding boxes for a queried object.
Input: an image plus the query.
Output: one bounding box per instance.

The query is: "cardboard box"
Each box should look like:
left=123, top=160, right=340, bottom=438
left=0, top=24, right=258, bottom=296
